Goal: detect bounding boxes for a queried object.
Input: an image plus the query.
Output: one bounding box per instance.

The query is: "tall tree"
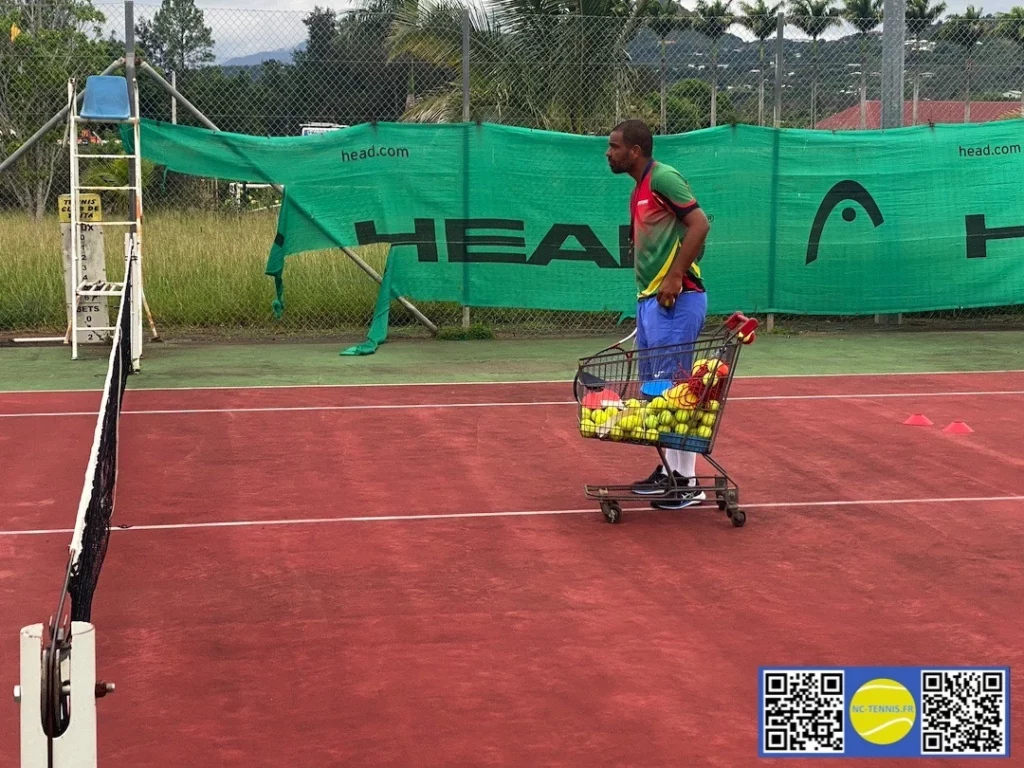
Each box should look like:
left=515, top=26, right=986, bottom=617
left=905, top=0, right=945, bottom=124
left=647, top=0, right=692, bottom=132
left=135, top=0, right=214, bottom=75
left=292, top=7, right=345, bottom=123
left=738, top=0, right=782, bottom=125
left=0, top=0, right=114, bottom=218
left=936, top=5, right=987, bottom=120
left=388, top=0, right=656, bottom=133
left=692, top=0, right=735, bottom=127
left=788, top=0, right=841, bottom=128
left=995, top=5, right=1024, bottom=116
left=843, top=0, right=883, bottom=128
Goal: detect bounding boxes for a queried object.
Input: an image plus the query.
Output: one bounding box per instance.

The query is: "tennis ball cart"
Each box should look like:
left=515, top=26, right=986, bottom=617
left=573, top=311, right=759, bottom=526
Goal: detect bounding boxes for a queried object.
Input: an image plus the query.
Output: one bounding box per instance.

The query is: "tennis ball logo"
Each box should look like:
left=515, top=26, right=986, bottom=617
left=849, top=678, right=916, bottom=746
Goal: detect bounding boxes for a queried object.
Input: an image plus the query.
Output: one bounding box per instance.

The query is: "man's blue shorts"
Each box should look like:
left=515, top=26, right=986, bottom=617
left=636, top=291, right=708, bottom=394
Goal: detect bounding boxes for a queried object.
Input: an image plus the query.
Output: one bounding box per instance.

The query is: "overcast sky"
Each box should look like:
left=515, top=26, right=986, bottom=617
left=123, top=0, right=1024, bottom=62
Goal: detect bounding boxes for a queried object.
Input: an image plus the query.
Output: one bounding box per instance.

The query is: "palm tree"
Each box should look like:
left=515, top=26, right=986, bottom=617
left=843, top=0, right=882, bottom=128
left=692, top=0, right=735, bottom=126
left=995, top=6, right=1024, bottom=118
left=738, top=0, right=782, bottom=125
left=905, top=0, right=946, bottom=124
left=647, top=0, right=692, bottom=133
left=936, top=5, right=987, bottom=121
left=787, top=0, right=841, bottom=127
left=387, top=0, right=655, bottom=132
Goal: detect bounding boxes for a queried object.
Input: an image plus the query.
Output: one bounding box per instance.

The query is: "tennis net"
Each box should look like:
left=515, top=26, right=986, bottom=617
left=62, top=244, right=136, bottom=625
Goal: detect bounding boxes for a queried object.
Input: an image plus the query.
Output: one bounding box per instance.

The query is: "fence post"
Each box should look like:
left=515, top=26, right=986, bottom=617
left=767, top=11, right=784, bottom=333
left=461, top=9, right=471, bottom=331
left=171, top=71, right=177, bottom=123
left=773, top=12, right=784, bottom=129
left=881, top=0, right=906, bottom=130
left=877, top=0, right=906, bottom=326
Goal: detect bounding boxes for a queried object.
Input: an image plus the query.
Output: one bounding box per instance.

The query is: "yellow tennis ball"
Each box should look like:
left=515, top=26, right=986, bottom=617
left=708, top=399, right=721, bottom=412
left=625, top=398, right=642, bottom=410
left=592, top=410, right=608, bottom=426
left=604, top=406, right=619, bottom=419
left=644, top=414, right=660, bottom=430
left=619, top=414, right=639, bottom=431
left=696, top=425, right=712, bottom=438
left=579, top=420, right=596, bottom=438
left=701, top=412, right=716, bottom=427
left=658, top=410, right=675, bottom=426
left=581, top=407, right=592, bottom=420
left=644, top=428, right=660, bottom=442
left=608, top=425, right=624, bottom=441
left=674, top=422, right=689, bottom=435
left=649, top=396, right=668, bottom=412
left=849, top=679, right=916, bottom=746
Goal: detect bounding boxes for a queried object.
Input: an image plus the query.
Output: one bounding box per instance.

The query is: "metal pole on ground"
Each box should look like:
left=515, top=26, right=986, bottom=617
left=136, top=61, right=439, bottom=337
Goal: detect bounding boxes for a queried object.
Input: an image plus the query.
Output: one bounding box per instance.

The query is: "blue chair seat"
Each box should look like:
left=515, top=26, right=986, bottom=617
left=80, top=76, right=131, bottom=121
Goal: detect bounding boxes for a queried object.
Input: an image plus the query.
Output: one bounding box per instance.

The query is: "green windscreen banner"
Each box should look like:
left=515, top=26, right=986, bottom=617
left=125, top=118, right=1024, bottom=351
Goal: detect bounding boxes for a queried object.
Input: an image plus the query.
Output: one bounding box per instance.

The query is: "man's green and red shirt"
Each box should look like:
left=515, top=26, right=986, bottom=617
left=629, top=160, right=705, bottom=298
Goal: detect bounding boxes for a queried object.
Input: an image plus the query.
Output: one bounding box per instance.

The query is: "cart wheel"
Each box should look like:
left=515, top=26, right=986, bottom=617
left=729, top=509, right=746, bottom=528
left=601, top=501, right=622, bottom=524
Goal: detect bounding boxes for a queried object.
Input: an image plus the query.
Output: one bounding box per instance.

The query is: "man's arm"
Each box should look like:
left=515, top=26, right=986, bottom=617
left=651, top=167, right=711, bottom=306
left=659, top=207, right=710, bottom=305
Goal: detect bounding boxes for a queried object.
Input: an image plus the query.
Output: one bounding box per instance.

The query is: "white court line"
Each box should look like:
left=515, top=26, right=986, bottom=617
left=4, top=389, right=1024, bottom=419
left=2, top=495, right=1022, bottom=537
left=3, top=368, right=1024, bottom=396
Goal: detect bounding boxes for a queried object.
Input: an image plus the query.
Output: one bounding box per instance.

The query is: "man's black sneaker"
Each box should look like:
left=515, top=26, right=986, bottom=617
left=632, top=465, right=671, bottom=495
left=651, top=479, right=707, bottom=510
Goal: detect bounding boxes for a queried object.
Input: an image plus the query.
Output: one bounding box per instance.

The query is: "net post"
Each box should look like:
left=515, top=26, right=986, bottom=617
left=125, top=0, right=143, bottom=371
left=128, top=234, right=142, bottom=371
left=18, top=624, right=46, bottom=764
left=19, top=622, right=99, bottom=768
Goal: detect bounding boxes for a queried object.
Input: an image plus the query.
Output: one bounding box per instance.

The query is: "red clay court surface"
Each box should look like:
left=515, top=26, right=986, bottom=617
left=2, top=371, right=1022, bottom=766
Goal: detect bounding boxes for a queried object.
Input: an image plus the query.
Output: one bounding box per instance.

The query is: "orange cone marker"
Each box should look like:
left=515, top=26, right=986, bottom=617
left=943, top=421, right=974, bottom=434
left=903, top=414, right=933, bottom=426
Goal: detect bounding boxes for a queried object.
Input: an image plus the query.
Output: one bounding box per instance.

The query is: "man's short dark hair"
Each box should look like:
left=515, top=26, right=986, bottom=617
left=613, top=119, right=653, bottom=158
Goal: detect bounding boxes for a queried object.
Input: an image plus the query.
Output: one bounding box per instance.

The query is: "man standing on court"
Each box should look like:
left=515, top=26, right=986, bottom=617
left=606, top=119, right=711, bottom=509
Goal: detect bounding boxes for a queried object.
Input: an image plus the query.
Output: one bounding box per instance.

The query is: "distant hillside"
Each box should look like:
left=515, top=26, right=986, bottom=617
left=221, top=41, right=306, bottom=67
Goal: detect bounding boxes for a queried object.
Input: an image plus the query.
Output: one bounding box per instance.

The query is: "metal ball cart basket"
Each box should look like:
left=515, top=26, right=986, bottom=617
left=573, top=311, right=759, bottom=526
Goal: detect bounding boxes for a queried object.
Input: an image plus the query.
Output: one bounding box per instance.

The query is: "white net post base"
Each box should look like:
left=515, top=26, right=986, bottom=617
left=17, top=622, right=101, bottom=768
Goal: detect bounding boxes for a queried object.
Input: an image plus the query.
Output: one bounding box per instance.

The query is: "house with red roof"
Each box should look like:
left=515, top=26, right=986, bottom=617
left=817, top=100, right=1022, bottom=129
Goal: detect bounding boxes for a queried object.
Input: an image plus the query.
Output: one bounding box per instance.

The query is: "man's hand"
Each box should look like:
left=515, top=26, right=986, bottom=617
left=658, top=271, right=684, bottom=307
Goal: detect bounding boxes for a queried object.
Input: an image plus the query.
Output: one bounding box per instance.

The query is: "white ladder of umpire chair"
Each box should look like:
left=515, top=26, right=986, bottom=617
left=68, top=75, right=143, bottom=370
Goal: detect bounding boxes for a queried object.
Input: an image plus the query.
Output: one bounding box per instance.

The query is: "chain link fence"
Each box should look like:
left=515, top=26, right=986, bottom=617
left=3, top=1, right=1024, bottom=343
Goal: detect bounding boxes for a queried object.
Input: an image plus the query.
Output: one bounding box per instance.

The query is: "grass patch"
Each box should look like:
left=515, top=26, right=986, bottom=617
left=0, top=209, right=390, bottom=336
left=436, top=322, right=496, bottom=340
left=0, top=209, right=627, bottom=341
